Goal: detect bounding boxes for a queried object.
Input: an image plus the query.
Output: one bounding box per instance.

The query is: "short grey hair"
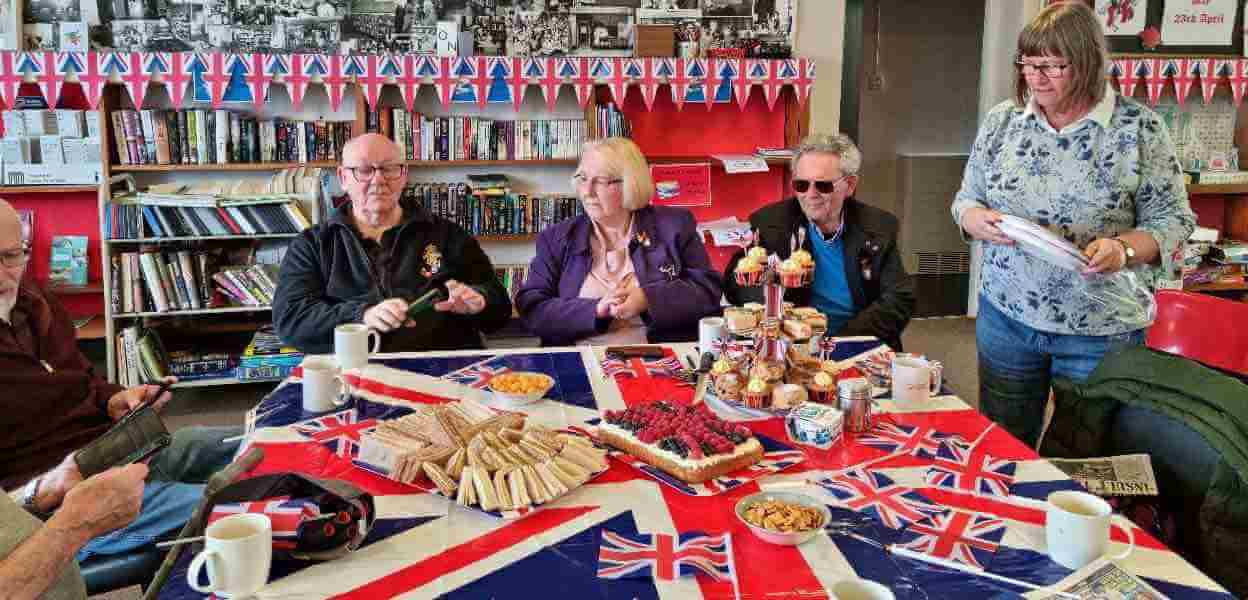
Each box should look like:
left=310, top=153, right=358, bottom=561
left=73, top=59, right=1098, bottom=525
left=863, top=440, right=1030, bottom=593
left=790, top=133, right=862, bottom=176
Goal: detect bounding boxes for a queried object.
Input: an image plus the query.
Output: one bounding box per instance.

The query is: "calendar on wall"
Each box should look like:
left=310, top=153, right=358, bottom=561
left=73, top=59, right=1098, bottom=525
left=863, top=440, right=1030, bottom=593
left=1154, top=98, right=1237, bottom=170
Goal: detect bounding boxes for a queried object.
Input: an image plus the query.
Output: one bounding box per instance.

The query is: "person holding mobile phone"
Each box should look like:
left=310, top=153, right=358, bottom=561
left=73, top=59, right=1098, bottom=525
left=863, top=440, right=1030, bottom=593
left=0, top=200, right=243, bottom=568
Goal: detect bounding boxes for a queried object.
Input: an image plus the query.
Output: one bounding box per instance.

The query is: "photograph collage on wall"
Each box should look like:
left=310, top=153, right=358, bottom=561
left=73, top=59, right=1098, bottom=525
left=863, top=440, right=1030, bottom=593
left=17, top=0, right=795, bottom=56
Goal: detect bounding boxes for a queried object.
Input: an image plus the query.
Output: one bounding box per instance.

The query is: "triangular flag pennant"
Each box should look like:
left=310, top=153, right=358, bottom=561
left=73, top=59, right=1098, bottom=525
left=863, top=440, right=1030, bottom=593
left=1199, top=58, right=1221, bottom=105
left=670, top=58, right=692, bottom=111
left=397, top=54, right=420, bottom=112
left=654, top=57, right=676, bottom=77
left=761, top=59, right=785, bottom=110
left=703, top=58, right=722, bottom=109
left=510, top=57, right=528, bottom=110
left=283, top=54, right=309, bottom=111
left=638, top=57, right=660, bottom=111
left=75, top=51, right=109, bottom=109
left=33, top=51, right=64, bottom=109
left=733, top=58, right=752, bottom=109
left=1141, top=58, right=1166, bottom=105
left=432, top=56, right=455, bottom=108
left=534, top=57, right=562, bottom=111
left=482, top=56, right=512, bottom=106
left=622, top=59, right=644, bottom=79
left=472, top=56, right=492, bottom=107
left=248, top=53, right=277, bottom=110
left=202, top=52, right=233, bottom=108
left=151, top=52, right=188, bottom=108
left=794, top=57, right=815, bottom=107
left=1113, top=59, right=1138, bottom=98
left=568, top=57, right=595, bottom=108
left=220, top=54, right=253, bottom=104
left=323, top=54, right=349, bottom=112
left=1230, top=59, right=1248, bottom=106
left=607, top=58, right=629, bottom=105
left=343, top=55, right=366, bottom=77
left=103, top=51, right=150, bottom=109
left=0, top=51, right=22, bottom=109
left=57, top=51, right=85, bottom=77
left=379, top=54, right=401, bottom=77
left=1167, top=58, right=1196, bottom=106
left=359, top=54, right=387, bottom=109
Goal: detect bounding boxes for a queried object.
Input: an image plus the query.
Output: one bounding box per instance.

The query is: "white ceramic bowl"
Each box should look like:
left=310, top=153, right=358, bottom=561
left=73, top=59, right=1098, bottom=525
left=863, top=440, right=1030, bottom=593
left=487, top=372, right=555, bottom=406
left=734, top=490, right=830, bottom=546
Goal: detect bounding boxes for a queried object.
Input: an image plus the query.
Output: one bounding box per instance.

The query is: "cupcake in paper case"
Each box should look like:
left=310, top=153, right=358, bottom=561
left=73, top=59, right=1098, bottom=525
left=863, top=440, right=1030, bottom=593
left=714, top=372, right=743, bottom=403
left=710, top=356, right=736, bottom=384
left=749, top=359, right=786, bottom=384
left=791, top=248, right=815, bottom=271
left=743, top=377, right=772, bottom=409
left=807, top=370, right=836, bottom=404
left=778, top=258, right=810, bottom=288
left=734, top=255, right=764, bottom=287
left=747, top=246, right=770, bottom=264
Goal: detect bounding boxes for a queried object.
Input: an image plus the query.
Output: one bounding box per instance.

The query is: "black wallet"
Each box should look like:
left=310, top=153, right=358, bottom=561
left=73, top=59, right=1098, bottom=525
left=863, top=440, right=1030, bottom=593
left=74, top=402, right=173, bottom=478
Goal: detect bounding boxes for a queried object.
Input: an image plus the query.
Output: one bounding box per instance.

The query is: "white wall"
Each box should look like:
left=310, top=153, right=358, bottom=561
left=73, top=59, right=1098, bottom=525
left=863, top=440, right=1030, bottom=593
left=795, top=0, right=846, bottom=134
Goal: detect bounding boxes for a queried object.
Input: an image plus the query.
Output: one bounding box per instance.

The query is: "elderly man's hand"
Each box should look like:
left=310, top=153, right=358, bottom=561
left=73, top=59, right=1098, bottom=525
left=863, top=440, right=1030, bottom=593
left=434, top=280, right=487, bottom=315
left=106, top=376, right=176, bottom=421
left=363, top=298, right=414, bottom=332
left=47, top=464, right=147, bottom=545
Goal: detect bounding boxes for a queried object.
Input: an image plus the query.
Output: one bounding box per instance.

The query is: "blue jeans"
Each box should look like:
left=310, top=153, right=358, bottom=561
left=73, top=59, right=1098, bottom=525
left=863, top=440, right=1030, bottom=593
left=77, top=425, right=242, bottom=561
left=976, top=297, right=1145, bottom=448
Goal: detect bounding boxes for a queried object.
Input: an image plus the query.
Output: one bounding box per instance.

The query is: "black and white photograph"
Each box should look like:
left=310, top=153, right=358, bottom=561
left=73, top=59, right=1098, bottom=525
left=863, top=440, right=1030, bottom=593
left=571, top=5, right=632, bottom=55
left=507, top=7, right=572, bottom=56
left=274, top=17, right=342, bottom=51
left=23, top=22, right=55, bottom=49
left=701, top=0, right=749, bottom=18
left=699, top=16, right=748, bottom=51
left=467, top=12, right=508, bottom=54
left=165, top=0, right=209, bottom=50
left=752, top=0, right=792, bottom=38
left=25, top=0, right=80, bottom=23
left=637, top=0, right=697, bottom=21
left=110, top=18, right=158, bottom=50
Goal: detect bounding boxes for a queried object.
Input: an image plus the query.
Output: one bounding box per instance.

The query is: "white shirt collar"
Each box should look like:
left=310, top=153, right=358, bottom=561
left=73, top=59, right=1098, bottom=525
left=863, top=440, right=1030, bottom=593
left=1022, top=83, right=1116, bottom=134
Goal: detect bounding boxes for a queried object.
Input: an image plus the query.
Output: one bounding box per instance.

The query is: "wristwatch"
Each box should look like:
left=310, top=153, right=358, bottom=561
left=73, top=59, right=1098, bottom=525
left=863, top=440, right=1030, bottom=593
left=17, top=476, right=50, bottom=520
left=1112, top=237, right=1135, bottom=263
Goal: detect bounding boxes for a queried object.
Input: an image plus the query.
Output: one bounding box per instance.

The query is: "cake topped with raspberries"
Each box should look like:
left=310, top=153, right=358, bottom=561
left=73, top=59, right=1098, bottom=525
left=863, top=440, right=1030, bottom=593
left=599, top=401, right=764, bottom=483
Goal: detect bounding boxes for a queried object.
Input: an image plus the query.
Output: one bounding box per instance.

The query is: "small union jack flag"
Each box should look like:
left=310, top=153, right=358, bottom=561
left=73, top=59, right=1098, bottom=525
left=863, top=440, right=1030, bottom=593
left=920, top=438, right=1018, bottom=497
left=857, top=421, right=963, bottom=457
left=815, top=468, right=947, bottom=530
left=443, top=358, right=512, bottom=389
left=894, top=510, right=1005, bottom=570
left=208, top=496, right=321, bottom=550
left=703, top=449, right=807, bottom=492
left=292, top=409, right=378, bottom=458
left=597, top=529, right=736, bottom=583
left=601, top=355, right=686, bottom=380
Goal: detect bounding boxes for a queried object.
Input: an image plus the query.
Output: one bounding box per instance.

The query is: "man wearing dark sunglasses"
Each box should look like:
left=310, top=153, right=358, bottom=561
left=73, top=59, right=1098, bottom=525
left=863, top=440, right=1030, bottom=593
left=273, top=134, right=513, bottom=353
left=723, top=133, right=915, bottom=351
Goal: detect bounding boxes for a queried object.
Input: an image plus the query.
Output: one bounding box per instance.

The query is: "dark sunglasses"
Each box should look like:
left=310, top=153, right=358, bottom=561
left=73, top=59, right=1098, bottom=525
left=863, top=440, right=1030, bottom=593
left=793, top=175, right=850, bottom=194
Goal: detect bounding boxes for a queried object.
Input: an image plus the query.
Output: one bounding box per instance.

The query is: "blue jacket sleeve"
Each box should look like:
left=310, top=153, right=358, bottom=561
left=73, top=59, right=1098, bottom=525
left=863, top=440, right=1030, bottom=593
left=640, top=211, right=723, bottom=332
left=272, top=230, right=373, bottom=353
left=515, top=228, right=602, bottom=345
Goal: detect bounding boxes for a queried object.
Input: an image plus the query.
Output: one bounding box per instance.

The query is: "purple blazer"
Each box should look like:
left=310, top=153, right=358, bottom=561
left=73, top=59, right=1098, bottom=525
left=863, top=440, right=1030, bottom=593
left=516, top=205, right=723, bottom=346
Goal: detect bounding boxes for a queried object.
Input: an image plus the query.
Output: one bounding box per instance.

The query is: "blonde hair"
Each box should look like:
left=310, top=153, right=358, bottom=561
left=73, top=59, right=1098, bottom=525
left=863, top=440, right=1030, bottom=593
left=1015, top=2, right=1107, bottom=114
left=577, top=137, right=654, bottom=211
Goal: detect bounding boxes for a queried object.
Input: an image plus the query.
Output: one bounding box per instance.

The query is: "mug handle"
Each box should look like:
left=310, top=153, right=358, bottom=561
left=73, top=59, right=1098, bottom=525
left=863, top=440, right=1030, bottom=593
left=187, top=549, right=220, bottom=593
left=1107, top=515, right=1136, bottom=561
left=332, top=375, right=350, bottom=407
left=367, top=330, right=381, bottom=354
left=928, top=361, right=944, bottom=395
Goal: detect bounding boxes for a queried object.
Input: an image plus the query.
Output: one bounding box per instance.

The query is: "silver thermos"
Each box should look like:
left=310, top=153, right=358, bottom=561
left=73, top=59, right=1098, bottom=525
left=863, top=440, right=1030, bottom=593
left=837, top=377, right=873, bottom=433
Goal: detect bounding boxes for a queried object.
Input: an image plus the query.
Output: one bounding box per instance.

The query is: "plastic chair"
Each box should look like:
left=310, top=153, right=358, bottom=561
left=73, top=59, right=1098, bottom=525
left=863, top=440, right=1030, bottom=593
left=1146, top=290, right=1248, bottom=377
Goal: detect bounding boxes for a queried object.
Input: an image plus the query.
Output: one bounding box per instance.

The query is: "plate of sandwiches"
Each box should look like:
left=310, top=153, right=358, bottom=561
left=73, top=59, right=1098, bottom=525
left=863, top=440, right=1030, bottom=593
left=353, top=399, right=609, bottom=520
left=996, top=215, right=1089, bottom=272
left=597, top=400, right=805, bottom=496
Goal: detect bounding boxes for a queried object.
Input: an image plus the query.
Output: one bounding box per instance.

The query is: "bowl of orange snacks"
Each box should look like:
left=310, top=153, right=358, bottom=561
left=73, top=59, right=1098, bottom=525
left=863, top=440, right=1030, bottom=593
left=487, top=371, right=556, bottom=406
left=735, top=491, right=829, bottom=546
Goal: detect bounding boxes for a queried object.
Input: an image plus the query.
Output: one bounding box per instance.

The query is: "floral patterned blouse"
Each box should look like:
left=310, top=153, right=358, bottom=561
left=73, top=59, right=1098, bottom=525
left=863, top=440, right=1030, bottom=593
left=953, top=88, right=1195, bottom=336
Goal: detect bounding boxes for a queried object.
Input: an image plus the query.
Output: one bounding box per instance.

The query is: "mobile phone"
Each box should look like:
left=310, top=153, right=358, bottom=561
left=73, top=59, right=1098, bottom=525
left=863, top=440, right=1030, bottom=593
left=133, top=380, right=174, bottom=414
left=406, top=286, right=449, bottom=320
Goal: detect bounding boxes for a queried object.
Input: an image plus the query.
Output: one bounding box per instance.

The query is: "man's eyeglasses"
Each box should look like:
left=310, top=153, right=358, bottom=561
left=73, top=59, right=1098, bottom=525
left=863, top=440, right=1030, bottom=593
left=343, top=164, right=406, bottom=182
left=0, top=245, right=31, bottom=268
left=793, top=175, right=851, bottom=194
left=571, top=174, right=624, bottom=189
left=1015, top=61, right=1071, bottom=78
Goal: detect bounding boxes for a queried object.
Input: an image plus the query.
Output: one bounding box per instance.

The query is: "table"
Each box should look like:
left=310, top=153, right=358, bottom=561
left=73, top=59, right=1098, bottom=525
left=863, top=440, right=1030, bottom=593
left=158, top=339, right=1232, bottom=599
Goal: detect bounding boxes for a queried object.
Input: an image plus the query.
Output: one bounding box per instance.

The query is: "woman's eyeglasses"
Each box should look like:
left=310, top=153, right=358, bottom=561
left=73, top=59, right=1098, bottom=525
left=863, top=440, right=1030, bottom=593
left=793, top=175, right=851, bottom=194
left=1015, top=61, right=1071, bottom=78
left=571, top=174, right=624, bottom=189
left=343, top=163, right=406, bottom=182
left=0, top=245, right=31, bottom=268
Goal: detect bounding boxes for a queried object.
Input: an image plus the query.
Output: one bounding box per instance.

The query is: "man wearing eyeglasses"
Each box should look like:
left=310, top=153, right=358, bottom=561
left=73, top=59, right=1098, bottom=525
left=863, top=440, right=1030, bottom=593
left=722, top=133, right=915, bottom=351
left=273, top=133, right=512, bottom=353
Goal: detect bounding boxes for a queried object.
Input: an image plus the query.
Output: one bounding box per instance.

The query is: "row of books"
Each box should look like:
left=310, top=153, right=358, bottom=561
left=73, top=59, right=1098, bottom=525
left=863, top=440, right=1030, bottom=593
left=494, top=264, right=529, bottom=301
left=401, top=182, right=583, bottom=236
left=368, top=108, right=586, bottom=161
left=105, top=197, right=312, bottom=240
left=595, top=102, right=631, bottom=139
left=111, top=249, right=278, bottom=314
left=117, top=328, right=301, bottom=385
left=114, top=325, right=169, bottom=387
left=111, top=109, right=354, bottom=166
left=238, top=328, right=303, bottom=382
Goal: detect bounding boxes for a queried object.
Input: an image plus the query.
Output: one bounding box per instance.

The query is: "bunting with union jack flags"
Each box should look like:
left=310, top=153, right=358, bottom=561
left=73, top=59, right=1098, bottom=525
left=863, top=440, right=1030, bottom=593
left=597, top=529, right=737, bottom=584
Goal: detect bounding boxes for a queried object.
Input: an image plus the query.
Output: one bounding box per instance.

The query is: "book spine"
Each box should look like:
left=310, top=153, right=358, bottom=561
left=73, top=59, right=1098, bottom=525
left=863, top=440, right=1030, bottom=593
left=122, top=325, right=142, bottom=387
left=138, top=252, right=170, bottom=312
left=139, top=109, right=156, bottom=164
left=230, top=112, right=241, bottom=163
left=177, top=250, right=201, bottom=310
left=195, top=109, right=208, bottom=165
left=215, top=109, right=229, bottom=165
left=196, top=252, right=212, bottom=307
left=212, top=271, right=248, bottom=305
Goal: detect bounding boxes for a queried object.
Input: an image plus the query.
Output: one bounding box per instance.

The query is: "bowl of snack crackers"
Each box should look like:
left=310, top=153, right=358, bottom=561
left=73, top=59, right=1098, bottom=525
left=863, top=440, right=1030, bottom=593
left=487, top=371, right=556, bottom=407
left=735, top=491, right=829, bottom=546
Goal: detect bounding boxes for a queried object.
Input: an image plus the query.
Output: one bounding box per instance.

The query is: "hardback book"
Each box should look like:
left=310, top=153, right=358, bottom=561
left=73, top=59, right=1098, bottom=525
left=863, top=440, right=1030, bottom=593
left=49, top=235, right=88, bottom=286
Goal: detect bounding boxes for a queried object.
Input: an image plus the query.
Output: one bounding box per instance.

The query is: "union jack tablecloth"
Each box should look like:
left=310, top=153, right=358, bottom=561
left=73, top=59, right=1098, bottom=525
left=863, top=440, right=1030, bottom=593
left=159, top=340, right=1231, bottom=599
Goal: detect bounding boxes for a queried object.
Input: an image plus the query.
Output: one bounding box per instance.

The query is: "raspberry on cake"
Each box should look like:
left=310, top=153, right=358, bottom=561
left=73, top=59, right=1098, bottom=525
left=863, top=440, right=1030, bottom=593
left=599, top=400, right=764, bottom=483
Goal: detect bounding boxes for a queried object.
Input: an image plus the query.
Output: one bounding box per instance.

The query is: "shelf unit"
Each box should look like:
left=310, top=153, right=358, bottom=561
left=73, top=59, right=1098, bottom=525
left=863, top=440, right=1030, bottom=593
left=0, top=185, right=101, bottom=194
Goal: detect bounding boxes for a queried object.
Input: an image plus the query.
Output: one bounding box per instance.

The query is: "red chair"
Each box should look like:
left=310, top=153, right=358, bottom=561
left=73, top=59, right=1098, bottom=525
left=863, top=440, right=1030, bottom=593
left=1146, top=290, right=1248, bottom=376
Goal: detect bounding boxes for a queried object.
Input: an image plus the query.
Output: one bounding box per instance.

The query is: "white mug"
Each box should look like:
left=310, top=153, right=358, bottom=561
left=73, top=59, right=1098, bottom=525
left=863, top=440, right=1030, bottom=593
left=1046, top=490, right=1135, bottom=570
left=187, top=513, right=273, bottom=598
left=302, top=356, right=348, bottom=413
left=699, top=316, right=727, bottom=358
left=832, top=578, right=896, bottom=600
left=891, top=354, right=943, bottom=406
left=335, top=323, right=381, bottom=371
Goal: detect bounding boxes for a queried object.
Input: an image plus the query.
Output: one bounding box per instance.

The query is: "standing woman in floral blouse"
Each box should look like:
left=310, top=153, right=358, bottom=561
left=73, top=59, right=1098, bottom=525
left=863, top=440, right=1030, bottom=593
left=952, top=2, right=1194, bottom=448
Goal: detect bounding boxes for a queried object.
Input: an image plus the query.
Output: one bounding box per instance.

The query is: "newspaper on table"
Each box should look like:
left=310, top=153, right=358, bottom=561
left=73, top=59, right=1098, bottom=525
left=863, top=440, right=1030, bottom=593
left=1047, top=453, right=1159, bottom=496
left=1024, top=557, right=1169, bottom=600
